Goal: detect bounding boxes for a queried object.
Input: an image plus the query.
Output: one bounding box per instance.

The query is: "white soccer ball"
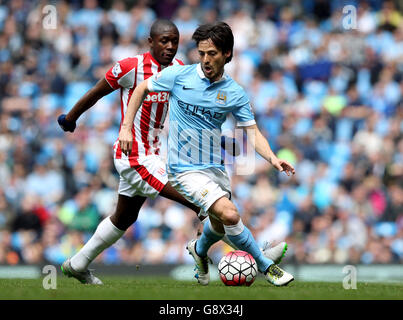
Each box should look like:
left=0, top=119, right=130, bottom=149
left=218, top=250, right=257, bottom=286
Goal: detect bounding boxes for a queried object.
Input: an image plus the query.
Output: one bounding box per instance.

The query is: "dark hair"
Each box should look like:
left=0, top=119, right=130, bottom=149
left=192, top=22, right=234, bottom=63
left=150, top=19, right=179, bottom=38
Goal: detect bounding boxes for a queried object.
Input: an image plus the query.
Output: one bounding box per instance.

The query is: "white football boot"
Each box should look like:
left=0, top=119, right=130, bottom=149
left=262, top=241, right=288, bottom=265
left=186, top=239, right=212, bottom=286
left=265, top=263, right=294, bottom=286
left=61, top=258, right=103, bottom=285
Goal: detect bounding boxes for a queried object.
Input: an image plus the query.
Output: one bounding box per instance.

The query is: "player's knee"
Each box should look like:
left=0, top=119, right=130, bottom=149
left=110, top=212, right=136, bottom=231
left=221, top=206, right=240, bottom=225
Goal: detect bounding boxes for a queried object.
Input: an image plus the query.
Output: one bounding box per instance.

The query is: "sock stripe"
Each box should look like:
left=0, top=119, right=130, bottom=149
left=223, top=219, right=244, bottom=236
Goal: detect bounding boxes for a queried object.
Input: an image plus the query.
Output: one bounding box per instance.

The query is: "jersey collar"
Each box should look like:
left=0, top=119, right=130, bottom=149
left=196, top=63, right=228, bottom=84
left=148, top=52, right=175, bottom=68
left=148, top=52, right=160, bottom=66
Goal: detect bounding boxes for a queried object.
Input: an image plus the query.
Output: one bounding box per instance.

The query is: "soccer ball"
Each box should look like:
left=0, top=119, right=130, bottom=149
left=218, top=250, right=257, bottom=286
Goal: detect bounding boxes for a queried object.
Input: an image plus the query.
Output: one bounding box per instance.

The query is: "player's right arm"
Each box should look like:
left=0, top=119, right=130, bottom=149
left=57, top=79, right=114, bottom=132
left=118, top=79, right=150, bottom=155
left=58, top=58, right=136, bottom=132
left=119, top=64, right=182, bottom=156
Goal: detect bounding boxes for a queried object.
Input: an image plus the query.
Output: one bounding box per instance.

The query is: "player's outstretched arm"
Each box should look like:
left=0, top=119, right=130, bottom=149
left=57, top=78, right=114, bottom=132
left=243, top=124, right=296, bottom=176
left=118, top=79, right=150, bottom=156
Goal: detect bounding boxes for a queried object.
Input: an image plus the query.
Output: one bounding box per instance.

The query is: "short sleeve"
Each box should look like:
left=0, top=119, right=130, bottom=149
left=231, top=89, right=256, bottom=127
left=147, top=65, right=182, bottom=92
left=105, top=57, right=138, bottom=90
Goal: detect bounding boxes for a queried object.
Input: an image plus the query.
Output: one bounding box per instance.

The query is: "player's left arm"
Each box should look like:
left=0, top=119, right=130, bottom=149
left=232, top=88, right=295, bottom=176
left=242, top=123, right=296, bottom=176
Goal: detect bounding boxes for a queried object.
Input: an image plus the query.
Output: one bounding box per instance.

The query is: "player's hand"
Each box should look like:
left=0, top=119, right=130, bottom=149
left=57, top=114, right=76, bottom=132
left=119, top=128, right=133, bottom=156
left=270, top=157, right=296, bottom=176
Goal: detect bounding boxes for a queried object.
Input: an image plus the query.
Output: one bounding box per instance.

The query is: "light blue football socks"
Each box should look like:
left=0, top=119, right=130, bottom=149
left=195, top=218, right=224, bottom=257
left=224, top=219, right=273, bottom=273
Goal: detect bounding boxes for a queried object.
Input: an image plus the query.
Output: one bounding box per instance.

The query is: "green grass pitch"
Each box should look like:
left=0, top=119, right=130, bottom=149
left=0, top=276, right=401, bottom=300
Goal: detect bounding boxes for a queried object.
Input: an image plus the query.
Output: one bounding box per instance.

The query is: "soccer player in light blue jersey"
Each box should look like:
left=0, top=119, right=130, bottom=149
left=119, top=22, right=295, bottom=286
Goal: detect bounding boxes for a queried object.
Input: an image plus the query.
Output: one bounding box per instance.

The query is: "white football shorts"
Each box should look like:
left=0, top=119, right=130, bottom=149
left=114, top=154, right=168, bottom=199
left=168, top=167, right=232, bottom=216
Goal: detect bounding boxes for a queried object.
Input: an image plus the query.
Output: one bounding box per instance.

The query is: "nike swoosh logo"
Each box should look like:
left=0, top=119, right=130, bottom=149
left=240, top=235, right=250, bottom=247
left=182, top=86, right=193, bottom=90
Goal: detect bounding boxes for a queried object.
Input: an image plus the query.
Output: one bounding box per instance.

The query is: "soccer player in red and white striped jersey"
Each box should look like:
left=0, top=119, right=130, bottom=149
left=105, top=47, right=183, bottom=161
left=106, top=45, right=184, bottom=200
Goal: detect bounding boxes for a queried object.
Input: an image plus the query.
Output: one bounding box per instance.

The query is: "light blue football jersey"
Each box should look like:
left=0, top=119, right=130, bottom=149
left=148, top=63, right=256, bottom=173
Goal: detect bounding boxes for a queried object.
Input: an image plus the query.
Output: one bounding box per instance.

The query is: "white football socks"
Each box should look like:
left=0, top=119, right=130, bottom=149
left=70, top=216, right=125, bottom=272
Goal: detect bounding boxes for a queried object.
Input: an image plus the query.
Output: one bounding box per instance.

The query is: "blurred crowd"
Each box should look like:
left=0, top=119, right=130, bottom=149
left=0, top=0, right=402, bottom=268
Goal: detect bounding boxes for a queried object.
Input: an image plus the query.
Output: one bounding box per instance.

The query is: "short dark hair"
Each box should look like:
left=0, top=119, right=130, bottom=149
left=150, top=19, right=178, bottom=38
left=192, top=22, right=234, bottom=63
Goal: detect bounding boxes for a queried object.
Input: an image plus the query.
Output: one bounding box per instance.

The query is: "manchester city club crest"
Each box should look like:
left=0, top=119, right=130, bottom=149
left=215, top=90, right=227, bottom=105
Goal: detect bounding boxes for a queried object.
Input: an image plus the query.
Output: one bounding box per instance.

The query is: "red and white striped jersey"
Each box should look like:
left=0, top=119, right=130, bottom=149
left=105, top=51, right=184, bottom=160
